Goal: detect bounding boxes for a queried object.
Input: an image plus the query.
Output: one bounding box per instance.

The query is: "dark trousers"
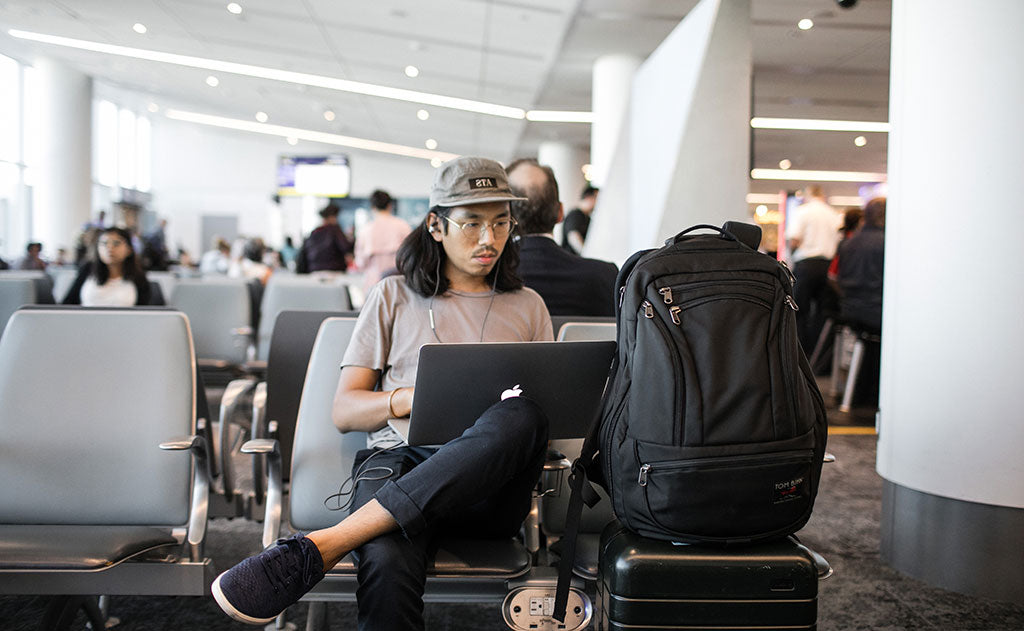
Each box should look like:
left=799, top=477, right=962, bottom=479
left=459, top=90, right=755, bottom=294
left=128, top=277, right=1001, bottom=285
left=792, top=257, right=836, bottom=353
left=349, top=397, right=549, bottom=631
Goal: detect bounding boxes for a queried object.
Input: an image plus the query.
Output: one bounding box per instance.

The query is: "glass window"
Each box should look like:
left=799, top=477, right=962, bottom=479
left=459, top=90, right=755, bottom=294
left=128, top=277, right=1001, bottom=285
left=117, top=107, right=136, bottom=190
left=0, top=54, right=20, bottom=163
left=136, top=116, right=151, bottom=192
left=95, top=100, right=118, bottom=187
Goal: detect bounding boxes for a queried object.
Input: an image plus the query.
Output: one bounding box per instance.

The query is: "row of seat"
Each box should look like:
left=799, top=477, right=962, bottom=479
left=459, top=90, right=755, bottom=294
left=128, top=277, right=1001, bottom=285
left=0, top=304, right=619, bottom=630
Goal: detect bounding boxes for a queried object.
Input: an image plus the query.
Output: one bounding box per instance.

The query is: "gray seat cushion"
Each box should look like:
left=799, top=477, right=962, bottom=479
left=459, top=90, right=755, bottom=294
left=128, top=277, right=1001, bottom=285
left=0, top=525, right=178, bottom=570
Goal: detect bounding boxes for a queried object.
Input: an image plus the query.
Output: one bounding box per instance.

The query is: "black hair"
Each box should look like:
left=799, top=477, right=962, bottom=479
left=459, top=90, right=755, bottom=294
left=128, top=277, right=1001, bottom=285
left=319, top=203, right=341, bottom=219
left=581, top=184, right=599, bottom=199
left=395, top=205, right=523, bottom=298
left=863, top=197, right=886, bottom=229
left=370, top=189, right=393, bottom=211
left=507, top=158, right=560, bottom=235
left=90, top=227, right=144, bottom=284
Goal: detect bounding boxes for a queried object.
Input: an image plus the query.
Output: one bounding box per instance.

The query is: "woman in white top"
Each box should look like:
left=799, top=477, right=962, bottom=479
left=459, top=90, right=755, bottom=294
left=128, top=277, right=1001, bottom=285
left=62, top=227, right=152, bottom=306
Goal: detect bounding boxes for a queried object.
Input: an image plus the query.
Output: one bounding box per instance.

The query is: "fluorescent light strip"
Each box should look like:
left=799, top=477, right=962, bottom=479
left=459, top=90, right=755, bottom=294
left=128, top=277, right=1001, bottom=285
left=9, top=29, right=525, bottom=119
left=164, top=109, right=459, bottom=162
left=525, top=110, right=594, bottom=123
left=751, top=168, right=887, bottom=183
left=751, top=117, right=890, bottom=133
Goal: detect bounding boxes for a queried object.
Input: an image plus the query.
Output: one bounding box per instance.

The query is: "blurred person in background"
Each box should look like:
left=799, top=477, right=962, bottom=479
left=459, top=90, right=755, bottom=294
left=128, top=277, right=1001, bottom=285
left=298, top=203, right=353, bottom=273
left=561, top=184, right=599, bottom=255
left=354, top=189, right=411, bottom=291
left=200, top=237, right=232, bottom=275
left=62, top=227, right=150, bottom=306
left=786, top=184, right=843, bottom=351
left=17, top=242, right=47, bottom=271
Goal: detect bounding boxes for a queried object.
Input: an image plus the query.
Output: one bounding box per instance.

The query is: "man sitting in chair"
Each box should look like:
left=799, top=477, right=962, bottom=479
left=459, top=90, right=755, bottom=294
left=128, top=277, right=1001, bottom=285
left=212, top=156, right=553, bottom=628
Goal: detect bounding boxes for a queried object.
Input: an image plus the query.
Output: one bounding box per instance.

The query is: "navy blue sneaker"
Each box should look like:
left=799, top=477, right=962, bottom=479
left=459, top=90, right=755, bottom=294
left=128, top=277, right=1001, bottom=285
left=212, top=533, right=325, bottom=625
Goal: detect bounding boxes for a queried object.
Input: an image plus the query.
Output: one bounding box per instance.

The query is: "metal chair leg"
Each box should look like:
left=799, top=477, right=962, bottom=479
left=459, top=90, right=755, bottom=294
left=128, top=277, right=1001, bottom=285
left=808, top=317, right=834, bottom=370
left=829, top=326, right=846, bottom=400
left=839, top=339, right=866, bottom=413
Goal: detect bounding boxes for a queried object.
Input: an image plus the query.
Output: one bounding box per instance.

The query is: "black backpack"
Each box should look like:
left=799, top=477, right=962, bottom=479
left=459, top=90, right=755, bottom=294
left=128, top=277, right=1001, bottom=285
left=554, top=222, right=827, bottom=621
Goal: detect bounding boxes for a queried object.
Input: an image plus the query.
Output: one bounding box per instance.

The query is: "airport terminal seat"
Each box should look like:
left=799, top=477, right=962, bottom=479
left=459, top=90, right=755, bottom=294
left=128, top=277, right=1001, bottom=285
left=254, top=274, right=354, bottom=361
left=0, top=308, right=214, bottom=629
left=242, top=317, right=533, bottom=630
left=170, top=278, right=254, bottom=383
left=215, top=309, right=355, bottom=519
left=0, top=277, right=37, bottom=338
left=549, top=314, right=614, bottom=341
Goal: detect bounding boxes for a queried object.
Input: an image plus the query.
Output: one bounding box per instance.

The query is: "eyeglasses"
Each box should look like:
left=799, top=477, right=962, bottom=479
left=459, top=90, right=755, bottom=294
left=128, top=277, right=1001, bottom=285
left=98, top=238, right=127, bottom=248
left=442, top=215, right=517, bottom=240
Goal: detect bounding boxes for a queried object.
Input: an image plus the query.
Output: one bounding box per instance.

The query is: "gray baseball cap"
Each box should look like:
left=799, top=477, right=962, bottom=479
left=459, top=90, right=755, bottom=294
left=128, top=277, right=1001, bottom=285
left=429, top=156, right=527, bottom=208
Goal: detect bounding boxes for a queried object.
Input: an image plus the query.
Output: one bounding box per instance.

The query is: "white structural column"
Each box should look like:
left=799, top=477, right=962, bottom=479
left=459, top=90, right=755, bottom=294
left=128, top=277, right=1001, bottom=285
left=584, top=0, right=751, bottom=264
left=589, top=55, right=640, bottom=190
left=878, top=0, right=1024, bottom=604
left=32, top=58, right=92, bottom=252
left=537, top=141, right=588, bottom=209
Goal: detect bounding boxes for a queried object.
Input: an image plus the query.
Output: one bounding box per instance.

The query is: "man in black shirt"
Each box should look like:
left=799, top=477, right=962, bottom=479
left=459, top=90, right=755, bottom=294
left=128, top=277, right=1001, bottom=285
left=561, top=184, right=598, bottom=255
left=508, top=159, right=617, bottom=316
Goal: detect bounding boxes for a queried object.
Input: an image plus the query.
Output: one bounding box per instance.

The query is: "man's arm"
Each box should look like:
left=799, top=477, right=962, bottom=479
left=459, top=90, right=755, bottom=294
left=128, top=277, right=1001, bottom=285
left=332, top=365, right=414, bottom=433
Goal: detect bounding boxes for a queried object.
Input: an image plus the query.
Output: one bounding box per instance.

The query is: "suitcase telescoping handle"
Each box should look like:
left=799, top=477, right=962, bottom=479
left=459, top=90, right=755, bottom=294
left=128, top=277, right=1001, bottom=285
left=666, top=222, right=762, bottom=251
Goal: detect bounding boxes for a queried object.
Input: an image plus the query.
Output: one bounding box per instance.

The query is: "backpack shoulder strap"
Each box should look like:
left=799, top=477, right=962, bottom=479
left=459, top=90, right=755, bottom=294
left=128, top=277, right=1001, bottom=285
left=553, top=354, right=617, bottom=622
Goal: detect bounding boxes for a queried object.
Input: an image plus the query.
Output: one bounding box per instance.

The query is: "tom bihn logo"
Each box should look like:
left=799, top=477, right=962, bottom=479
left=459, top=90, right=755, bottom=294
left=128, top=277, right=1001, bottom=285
left=772, top=476, right=806, bottom=504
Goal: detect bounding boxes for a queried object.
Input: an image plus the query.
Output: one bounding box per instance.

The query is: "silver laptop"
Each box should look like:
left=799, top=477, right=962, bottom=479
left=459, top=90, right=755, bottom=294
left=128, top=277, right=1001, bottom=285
left=387, top=341, right=616, bottom=446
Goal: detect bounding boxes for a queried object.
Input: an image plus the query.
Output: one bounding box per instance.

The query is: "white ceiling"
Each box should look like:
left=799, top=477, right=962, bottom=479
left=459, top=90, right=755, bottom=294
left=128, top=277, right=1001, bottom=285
left=0, top=0, right=892, bottom=198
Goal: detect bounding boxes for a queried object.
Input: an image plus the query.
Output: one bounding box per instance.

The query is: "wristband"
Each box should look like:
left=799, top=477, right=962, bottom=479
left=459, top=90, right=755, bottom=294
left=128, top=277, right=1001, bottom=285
left=386, top=388, right=401, bottom=419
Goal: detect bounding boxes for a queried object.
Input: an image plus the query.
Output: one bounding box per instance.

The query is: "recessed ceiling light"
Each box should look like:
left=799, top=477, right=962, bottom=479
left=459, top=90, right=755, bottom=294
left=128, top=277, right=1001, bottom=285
left=205, top=75, right=220, bottom=87
left=798, top=18, right=814, bottom=30
left=404, top=65, right=419, bottom=78
left=133, top=23, right=147, bottom=34
left=854, top=135, right=867, bottom=147
left=779, top=159, right=792, bottom=170
left=425, top=138, right=438, bottom=150
left=755, top=205, right=768, bottom=216
left=286, top=136, right=298, bottom=146
left=147, top=102, right=159, bottom=113
left=226, top=2, right=243, bottom=14
left=323, top=110, right=336, bottom=121
left=430, top=158, right=443, bottom=168
left=255, top=111, right=268, bottom=122
left=416, top=109, right=429, bottom=121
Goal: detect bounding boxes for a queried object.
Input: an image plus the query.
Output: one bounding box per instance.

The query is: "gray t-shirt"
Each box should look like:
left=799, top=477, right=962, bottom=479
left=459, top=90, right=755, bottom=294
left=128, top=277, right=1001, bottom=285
left=341, top=275, right=553, bottom=448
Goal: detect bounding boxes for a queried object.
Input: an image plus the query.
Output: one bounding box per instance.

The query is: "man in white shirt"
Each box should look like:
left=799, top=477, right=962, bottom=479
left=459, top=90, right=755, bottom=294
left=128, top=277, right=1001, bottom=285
left=785, top=184, right=842, bottom=351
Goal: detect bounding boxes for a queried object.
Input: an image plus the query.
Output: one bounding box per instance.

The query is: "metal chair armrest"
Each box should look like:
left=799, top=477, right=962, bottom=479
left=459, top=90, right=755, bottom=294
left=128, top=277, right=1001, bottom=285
left=160, top=434, right=211, bottom=562
left=241, top=438, right=283, bottom=548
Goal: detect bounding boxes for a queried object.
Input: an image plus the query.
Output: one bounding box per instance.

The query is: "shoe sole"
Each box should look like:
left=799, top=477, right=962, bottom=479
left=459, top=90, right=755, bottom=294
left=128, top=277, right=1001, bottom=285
left=211, top=571, right=278, bottom=626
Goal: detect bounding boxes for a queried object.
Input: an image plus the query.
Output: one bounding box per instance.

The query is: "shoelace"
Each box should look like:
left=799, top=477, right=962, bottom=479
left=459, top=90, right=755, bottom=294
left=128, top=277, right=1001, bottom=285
left=258, top=537, right=317, bottom=593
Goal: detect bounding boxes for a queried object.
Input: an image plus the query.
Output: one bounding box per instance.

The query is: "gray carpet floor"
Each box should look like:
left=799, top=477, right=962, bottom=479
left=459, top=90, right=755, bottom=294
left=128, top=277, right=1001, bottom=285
left=3, top=429, right=1023, bottom=630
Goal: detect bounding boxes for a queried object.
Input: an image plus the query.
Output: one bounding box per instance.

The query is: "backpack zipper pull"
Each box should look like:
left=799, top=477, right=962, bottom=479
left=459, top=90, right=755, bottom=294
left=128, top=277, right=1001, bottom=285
left=785, top=295, right=800, bottom=311
left=780, top=260, right=796, bottom=285
left=669, top=306, right=681, bottom=325
left=642, top=301, right=654, bottom=318
left=619, top=285, right=626, bottom=307
left=658, top=287, right=673, bottom=304
left=638, top=463, right=650, bottom=486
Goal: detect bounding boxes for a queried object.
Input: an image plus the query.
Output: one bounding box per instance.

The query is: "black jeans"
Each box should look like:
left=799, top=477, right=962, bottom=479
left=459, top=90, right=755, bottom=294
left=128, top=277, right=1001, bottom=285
left=349, top=397, right=549, bottom=631
left=792, top=257, right=836, bottom=353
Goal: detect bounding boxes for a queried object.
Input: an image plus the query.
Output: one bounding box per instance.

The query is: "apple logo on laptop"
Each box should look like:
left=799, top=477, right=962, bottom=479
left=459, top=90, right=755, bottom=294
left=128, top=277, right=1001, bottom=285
left=501, top=384, right=523, bottom=400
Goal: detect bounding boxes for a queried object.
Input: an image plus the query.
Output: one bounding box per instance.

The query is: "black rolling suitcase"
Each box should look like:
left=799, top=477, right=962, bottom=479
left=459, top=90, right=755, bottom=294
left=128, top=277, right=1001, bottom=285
left=597, top=521, right=822, bottom=631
